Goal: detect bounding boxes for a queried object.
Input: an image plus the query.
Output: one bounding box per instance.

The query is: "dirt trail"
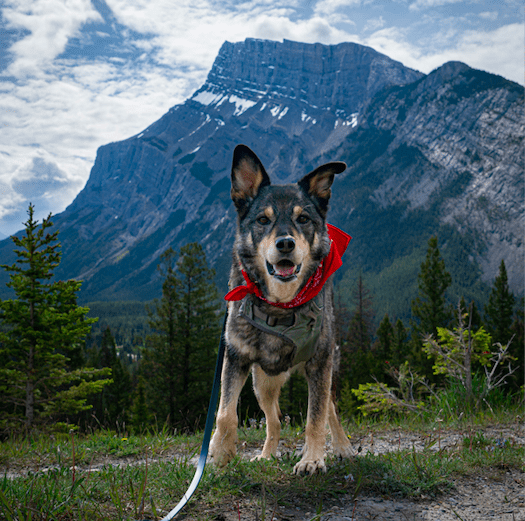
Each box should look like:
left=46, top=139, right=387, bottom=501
left=217, top=425, right=525, bottom=521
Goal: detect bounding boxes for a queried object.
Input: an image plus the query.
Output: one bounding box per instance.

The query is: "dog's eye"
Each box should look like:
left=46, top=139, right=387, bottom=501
left=297, top=215, right=310, bottom=224
left=257, top=216, right=271, bottom=225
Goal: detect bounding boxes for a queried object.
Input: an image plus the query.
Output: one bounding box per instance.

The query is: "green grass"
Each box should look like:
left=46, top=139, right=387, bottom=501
left=0, top=418, right=523, bottom=520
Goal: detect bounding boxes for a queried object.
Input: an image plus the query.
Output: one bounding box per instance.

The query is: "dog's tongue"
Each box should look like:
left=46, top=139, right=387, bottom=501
left=276, top=264, right=295, bottom=277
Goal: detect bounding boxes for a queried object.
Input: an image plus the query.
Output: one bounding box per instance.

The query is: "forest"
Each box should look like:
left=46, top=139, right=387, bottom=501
left=0, top=205, right=523, bottom=438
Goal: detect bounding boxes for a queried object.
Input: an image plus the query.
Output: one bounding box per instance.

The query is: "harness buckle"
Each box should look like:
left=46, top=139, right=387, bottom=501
left=266, top=315, right=278, bottom=327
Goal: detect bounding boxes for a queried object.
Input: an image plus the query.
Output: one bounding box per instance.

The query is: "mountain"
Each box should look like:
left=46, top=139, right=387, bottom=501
left=0, top=39, right=523, bottom=312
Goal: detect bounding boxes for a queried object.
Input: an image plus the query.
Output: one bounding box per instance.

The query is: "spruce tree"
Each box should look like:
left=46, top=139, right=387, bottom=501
left=91, top=326, right=131, bottom=429
left=410, top=235, right=452, bottom=380
left=509, top=297, right=524, bottom=391
left=411, top=236, right=452, bottom=338
left=131, top=376, right=150, bottom=433
left=484, top=260, right=515, bottom=346
left=373, top=314, right=394, bottom=383
left=391, top=318, right=409, bottom=368
left=143, top=247, right=180, bottom=427
left=339, top=274, right=376, bottom=395
left=143, top=243, right=221, bottom=432
left=0, top=205, right=111, bottom=433
left=345, top=273, right=375, bottom=353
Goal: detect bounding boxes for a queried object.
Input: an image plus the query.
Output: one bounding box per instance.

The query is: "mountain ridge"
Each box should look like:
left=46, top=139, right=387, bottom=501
left=0, top=38, right=522, bottom=309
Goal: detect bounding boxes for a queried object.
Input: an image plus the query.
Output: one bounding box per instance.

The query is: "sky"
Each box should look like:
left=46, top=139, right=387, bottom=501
left=0, top=0, right=523, bottom=238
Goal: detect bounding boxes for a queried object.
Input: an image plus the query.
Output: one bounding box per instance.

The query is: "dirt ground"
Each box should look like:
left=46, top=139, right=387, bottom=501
left=212, top=425, right=525, bottom=521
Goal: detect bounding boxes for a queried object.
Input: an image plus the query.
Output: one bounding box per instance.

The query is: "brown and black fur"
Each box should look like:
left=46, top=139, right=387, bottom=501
left=209, top=144, right=353, bottom=475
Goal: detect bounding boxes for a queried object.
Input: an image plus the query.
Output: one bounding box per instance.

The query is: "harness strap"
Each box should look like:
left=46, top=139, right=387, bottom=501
left=239, top=292, right=324, bottom=366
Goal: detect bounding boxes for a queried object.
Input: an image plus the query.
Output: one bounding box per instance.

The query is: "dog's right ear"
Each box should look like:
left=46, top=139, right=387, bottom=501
left=231, top=144, right=271, bottom=215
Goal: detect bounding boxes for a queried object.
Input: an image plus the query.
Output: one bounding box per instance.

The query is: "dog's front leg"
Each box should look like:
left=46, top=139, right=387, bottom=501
left=294, top=356, right=332, bottom=475
left=209, top=349, right=249, bottom=467
left=251, top=364, right=289, bottom=460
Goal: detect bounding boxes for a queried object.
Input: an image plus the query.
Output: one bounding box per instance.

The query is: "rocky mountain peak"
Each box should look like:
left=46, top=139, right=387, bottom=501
left=192, top=38, right=424, bottom=117
left=0, top=38, right=521, bottom=306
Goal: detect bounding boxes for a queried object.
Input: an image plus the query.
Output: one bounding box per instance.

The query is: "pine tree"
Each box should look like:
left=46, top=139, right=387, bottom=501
left=411, top=236, right=452, bottom=338
left=0, top=205, right=111, bottom=433
left=345, top=273, right=375, bottom=353
left=91, top=326, right=131, bottom=429
left=484, top=260, right=515, bottom=346
left=143, top=247, right=181, bottom=427
left=391, top=318, right=409, bottom=368
left=131, top=376, right=150, bottom=433
left=410, top=236, right=452, bottom=380
left=509, top=297, right=524, bottom=391
left=338, top=274, right=377, bottom=400
left=373, top=314, right=394, bottom=383
left=143, top=243, right=221, bottom=432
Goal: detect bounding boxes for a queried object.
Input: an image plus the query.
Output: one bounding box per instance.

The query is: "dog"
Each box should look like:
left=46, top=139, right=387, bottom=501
left=209, top=144, right=353, bottom=475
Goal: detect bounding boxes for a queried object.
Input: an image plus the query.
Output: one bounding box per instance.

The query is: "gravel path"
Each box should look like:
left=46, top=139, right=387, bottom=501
left=216, top=425, right=525, bottom=521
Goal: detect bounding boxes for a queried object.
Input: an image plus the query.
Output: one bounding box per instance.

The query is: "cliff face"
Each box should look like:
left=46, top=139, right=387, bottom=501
left=0, top=38, right=522, bottom=303
left=330, top=62, right=524, bottom=290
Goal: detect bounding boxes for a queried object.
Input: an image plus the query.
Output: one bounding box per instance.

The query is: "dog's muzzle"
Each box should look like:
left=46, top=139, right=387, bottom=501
left=267, top=236, right=302, bottom=281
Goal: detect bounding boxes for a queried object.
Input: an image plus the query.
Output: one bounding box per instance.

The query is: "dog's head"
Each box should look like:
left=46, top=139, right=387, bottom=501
left=230, top=144, right=346, bottom=304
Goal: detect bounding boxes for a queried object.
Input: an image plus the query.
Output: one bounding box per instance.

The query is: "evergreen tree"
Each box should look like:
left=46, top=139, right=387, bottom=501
left=410, top=236, right=452, bottom=380
left=373, top=314, right=394, bottom=383
left=411, top=236, right=452, bottom=338
left=143, top=248, right=180, bottom=427
left=338, top=274, right=377, bottom=404
left=0, top=205, right=111, bottom=433
left=131, top=376, right=150, bottom=433
left=375, top=314, right=393, bottom=361
left=91, top=327, right=131, bottom=429
left=143, top=243, right=221, bottom=432
left=345, top=273, right=375, bottom=353
left=484, top=260, right=515, bottom=346
left=509, top=297, right=524, bottom=391
left=391, top=318, right=409, bottom=368
left=457, top=297, right=482, bottom=332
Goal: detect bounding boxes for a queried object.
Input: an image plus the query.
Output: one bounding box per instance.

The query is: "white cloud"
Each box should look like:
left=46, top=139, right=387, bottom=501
left=0, top=0, right=523, bottom=235
left=479, top=11, right=498, bottom=21
left=364, top=23, right=524, bottom=84
left=3, top=0, right=102, bottom=77
left=409, top=0, right=470, bottom=11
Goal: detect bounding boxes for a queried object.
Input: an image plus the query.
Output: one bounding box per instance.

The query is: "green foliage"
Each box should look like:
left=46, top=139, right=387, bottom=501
left=423, top=309, right=517, bottom=410
left=484, top=260, right=516, bottom=346
left=86, top=326, right=132, bottom=430
left=141, top=243, right=221, bottom=432
left=350, top=362, right=430, bottom=416
left=411, top=236, right=452, bottom=338
left=131, top=376, right=150, bottom=433
left=0, top=205, right=111, bottom=433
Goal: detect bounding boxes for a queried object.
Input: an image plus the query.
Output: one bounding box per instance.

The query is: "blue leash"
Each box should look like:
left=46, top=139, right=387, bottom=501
left=147, top=312, right=227, bottom=521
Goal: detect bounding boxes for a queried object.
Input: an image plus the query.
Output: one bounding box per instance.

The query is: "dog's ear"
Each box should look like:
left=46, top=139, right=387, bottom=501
left=231, top=145, right=271, bottom=215
left=298, top=161, right=346, bottom=216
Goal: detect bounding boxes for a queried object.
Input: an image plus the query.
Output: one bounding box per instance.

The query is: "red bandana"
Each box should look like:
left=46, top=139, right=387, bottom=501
left=224, top=224, right=351, bottom=309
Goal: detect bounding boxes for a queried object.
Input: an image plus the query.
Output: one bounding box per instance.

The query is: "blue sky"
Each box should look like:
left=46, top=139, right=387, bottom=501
left=0, top=0, right=523, bottom=237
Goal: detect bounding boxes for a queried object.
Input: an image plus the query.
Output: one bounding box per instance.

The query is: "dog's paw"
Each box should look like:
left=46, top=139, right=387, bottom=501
left=332, top=441, right=354, bottom=459
left=209, top=448, right=235, bottom=467
left=209, top=434, right=237, bottom=467
left=293, top=458, right=327, bottom=475
left=250, top=453, right=267, bottom=462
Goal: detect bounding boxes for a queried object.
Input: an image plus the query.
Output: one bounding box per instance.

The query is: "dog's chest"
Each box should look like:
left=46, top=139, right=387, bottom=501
left=228, top=294, right=324, bottom=376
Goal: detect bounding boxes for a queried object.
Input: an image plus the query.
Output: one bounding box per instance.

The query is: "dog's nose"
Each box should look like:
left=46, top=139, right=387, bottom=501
left=275, top=237, right=295, bottom=253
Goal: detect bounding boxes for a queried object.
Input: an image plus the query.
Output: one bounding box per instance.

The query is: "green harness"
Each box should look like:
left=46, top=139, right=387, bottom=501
left=239, top=292, right=324, bottom=366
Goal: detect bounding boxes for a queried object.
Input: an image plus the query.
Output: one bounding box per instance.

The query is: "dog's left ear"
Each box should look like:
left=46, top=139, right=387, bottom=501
left=298, top=162, right=346, bottom=216
left=231, top=144, right=271, bottom=216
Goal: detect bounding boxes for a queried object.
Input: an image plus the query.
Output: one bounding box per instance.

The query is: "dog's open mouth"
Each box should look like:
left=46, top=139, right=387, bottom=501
left=266, top=260, right=302, bottom=281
